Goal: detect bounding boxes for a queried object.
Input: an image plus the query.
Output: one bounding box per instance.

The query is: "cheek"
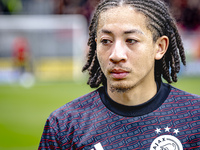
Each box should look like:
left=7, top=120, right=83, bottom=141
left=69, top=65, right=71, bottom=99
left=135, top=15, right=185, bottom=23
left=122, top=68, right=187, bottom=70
left=97, top=45, right=108, bottom=62
left=97, top=50, right=110, bottom=75
left=140, top=44, right=156, bottom=60
left=133, top=49, right=155, bottom=68
left=97, top=50, right=105, bottom=68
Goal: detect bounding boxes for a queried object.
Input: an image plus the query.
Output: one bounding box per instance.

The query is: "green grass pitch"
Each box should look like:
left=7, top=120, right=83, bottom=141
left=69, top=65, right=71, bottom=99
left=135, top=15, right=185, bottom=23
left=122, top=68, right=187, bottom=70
left=0, top=77, right=199, bottom=150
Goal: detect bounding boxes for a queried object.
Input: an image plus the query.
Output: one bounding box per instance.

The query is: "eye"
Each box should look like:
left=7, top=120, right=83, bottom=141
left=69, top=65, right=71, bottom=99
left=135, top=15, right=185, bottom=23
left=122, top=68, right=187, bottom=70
left=126, top=39, right=137, bottom=45
left=100, top=39, right=112, bottom=45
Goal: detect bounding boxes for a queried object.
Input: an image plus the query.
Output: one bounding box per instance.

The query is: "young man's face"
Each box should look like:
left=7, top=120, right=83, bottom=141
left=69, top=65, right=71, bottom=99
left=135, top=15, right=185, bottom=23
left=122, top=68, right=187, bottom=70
left=96, top=5, right=160, bottom=93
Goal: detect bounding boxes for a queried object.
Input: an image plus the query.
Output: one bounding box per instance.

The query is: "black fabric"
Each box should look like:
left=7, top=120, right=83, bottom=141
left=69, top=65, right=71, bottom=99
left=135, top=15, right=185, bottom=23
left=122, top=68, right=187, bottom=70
left=99, top=81, right=171, bottom=117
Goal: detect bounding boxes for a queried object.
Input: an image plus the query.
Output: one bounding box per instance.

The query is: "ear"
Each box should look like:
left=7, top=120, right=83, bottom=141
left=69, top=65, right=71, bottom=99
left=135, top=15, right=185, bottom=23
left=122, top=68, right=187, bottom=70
left=154, top=36, right=169, bottom=60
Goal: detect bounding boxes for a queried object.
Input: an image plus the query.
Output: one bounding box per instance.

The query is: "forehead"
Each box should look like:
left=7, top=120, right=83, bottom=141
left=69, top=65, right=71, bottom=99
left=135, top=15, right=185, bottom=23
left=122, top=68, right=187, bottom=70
left=97, top=5, right=150, bottom=35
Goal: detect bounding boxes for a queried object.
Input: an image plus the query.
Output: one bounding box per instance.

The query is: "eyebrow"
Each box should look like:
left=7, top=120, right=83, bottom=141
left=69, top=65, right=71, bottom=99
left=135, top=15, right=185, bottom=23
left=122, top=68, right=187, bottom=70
left=124, top=29, right=144, bottom=35
left=98, top=29, right=144, bottom=35
left=99, top=29, right=112, bottom=34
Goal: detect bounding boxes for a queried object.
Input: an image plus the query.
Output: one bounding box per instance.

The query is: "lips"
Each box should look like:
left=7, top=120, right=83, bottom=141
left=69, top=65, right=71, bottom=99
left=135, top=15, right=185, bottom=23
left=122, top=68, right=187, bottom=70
left=110, top=69, right=129, bottom=79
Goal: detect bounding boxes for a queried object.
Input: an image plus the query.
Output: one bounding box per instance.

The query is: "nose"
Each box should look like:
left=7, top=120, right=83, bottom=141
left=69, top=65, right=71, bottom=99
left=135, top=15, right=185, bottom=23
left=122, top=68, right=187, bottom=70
left=109, top=41, right=127, bottom=63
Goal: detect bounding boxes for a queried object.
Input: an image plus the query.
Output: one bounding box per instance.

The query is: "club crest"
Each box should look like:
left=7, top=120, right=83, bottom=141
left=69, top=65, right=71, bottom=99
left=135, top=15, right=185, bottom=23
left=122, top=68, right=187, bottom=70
left=150, top=135, right=183, bottom=150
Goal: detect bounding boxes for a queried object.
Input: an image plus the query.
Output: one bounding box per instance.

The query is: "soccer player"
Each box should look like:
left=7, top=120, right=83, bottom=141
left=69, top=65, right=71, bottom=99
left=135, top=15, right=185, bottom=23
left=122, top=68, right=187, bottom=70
left=39, top=0, right=200, bottom=149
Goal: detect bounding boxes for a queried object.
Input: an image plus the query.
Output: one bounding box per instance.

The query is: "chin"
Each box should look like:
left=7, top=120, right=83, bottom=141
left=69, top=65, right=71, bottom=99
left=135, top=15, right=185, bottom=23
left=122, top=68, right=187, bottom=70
left=109, top=81, right=135, bottom=93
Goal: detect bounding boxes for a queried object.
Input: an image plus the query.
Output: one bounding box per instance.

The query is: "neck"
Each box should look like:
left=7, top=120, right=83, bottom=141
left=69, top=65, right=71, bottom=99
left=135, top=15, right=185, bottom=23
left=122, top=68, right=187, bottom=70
left=107, top=80, right=157, bottom=106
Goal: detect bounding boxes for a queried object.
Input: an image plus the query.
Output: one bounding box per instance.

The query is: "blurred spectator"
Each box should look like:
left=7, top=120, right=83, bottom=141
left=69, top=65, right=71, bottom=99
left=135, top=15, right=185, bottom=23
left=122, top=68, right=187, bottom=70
left=80, top=0, right=100, bottom=23
left=0, top=0, right=199, bottom=29
left=54, top=0, right=100, bottom=24
left=12, top=36, right=35, bottom=87
left=165, top=0, right=200, bottom=30
left=53, top=0, right=200, bottom=28
left=182, top=0, right=200, bottom=30
left=13, top=37, right=31, bottom=74
left=54, top=0, right=81, bottom=14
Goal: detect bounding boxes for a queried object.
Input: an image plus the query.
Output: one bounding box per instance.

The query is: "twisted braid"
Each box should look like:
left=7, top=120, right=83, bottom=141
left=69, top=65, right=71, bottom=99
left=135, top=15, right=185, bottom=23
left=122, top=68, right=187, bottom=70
left=82, top=0, right=186, bottom=88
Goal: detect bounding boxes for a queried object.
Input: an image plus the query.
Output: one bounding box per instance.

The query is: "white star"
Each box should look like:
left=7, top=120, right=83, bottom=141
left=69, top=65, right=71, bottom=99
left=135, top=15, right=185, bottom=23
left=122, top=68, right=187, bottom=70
left=174, top=129, right=180, bottom=134
left=155, top=128, right=161, bottom=134
left=165, top=126, right=171, bottom=132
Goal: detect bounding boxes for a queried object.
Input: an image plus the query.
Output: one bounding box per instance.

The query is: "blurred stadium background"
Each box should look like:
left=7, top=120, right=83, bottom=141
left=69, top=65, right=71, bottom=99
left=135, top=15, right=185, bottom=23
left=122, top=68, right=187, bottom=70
left=0, top=0, right=199, bottom=149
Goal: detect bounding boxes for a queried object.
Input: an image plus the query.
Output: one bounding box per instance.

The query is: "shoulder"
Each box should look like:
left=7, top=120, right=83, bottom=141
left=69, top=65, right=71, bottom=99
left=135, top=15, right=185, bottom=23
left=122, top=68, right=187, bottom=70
left=168, top=84, right=200, bottom=102
left=39, top=87, right=104, bottom=148
left=48, top=88, right=102, bottom=125
left=170, top=85, right=200, bottom=97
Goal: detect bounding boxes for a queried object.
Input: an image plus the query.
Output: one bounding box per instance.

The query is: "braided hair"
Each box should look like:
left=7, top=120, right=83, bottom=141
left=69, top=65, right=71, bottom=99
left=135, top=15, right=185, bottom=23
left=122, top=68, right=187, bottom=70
left=82, top=0, right=186, bottom=88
